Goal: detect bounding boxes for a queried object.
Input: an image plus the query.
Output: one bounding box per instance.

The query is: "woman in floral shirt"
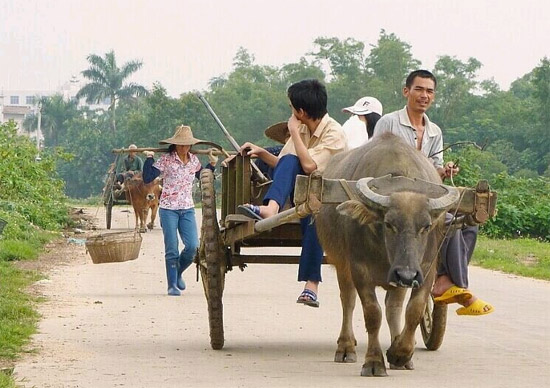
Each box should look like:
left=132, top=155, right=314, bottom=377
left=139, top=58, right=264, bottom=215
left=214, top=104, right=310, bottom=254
left=143, top=125, right=217, bottom=296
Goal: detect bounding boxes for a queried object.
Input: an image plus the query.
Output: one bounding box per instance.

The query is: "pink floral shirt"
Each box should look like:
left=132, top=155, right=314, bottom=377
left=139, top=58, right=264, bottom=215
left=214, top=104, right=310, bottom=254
left=153, top=152, right=201, bottom=210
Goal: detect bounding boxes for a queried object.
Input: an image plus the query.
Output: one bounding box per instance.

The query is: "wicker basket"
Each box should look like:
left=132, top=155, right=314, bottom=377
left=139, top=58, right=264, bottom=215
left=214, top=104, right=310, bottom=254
left=85, top=231, right=142, bottom=264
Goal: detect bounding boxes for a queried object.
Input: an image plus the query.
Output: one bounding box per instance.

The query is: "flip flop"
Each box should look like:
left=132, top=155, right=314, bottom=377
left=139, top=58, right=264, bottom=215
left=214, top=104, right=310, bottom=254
left=433, top=285, right=473, bottom=305
left=296, top=289, right=320, bottom=308
left=237, top=204, right=263, bottom=220
left=456, top=298, right=494, bottom=316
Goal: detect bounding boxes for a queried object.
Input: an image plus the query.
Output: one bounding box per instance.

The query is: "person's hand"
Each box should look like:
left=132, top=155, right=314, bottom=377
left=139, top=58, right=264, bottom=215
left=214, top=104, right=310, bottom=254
left=239, top=142, right=264, bottom=157
left=207, top=149, right=219, bottom=166
left=143, top=151, right=155, bottom=158
left=444, top=161, right=460, bottom=178
left=288, top=114, right=302, bottom=137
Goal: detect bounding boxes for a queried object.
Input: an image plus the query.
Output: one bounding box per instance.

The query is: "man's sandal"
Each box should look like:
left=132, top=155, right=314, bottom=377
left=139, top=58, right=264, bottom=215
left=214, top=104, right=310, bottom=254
left=433, top=285, right=473, bottom=305
left=296, top=289, right=320, bottom=308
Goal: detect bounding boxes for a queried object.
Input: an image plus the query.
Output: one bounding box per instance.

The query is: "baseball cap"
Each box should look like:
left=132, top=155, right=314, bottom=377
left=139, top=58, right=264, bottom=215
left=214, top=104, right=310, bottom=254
left=342, top=96, right=383, bottom=116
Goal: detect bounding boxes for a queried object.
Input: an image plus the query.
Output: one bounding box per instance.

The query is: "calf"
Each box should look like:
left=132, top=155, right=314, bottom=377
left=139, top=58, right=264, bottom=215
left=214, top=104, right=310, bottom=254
left=123, top=173, right=162, bottom=233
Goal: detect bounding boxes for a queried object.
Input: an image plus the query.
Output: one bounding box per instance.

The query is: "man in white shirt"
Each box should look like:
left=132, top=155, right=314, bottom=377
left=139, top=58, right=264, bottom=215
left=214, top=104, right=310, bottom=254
left=374, top=70, right=493, bottom=316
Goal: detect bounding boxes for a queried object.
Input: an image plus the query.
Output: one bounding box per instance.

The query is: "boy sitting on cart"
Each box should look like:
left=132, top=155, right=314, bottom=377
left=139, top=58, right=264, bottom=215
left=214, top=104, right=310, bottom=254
left=237, top=79, right=347, bottom=307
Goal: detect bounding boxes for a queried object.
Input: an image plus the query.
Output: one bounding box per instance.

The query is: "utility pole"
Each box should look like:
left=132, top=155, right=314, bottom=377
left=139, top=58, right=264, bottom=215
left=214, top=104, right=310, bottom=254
left=35, top=102, right=42, bottom=161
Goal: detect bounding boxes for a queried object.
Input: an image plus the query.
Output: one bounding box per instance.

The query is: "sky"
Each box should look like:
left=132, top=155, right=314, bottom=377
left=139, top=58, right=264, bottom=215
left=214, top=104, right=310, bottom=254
left=1, top=0, right=549, bottom=97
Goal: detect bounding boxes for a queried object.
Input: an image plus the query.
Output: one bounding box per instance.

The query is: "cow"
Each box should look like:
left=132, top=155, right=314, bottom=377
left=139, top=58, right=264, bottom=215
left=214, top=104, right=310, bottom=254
left=315, top=133, right=459, bottom=376
left=123, top=172, right=162, bottom=233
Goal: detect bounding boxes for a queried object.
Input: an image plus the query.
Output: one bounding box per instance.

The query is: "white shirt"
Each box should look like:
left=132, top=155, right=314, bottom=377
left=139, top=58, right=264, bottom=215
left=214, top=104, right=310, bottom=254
left=342, top=115, right=368, bottom=149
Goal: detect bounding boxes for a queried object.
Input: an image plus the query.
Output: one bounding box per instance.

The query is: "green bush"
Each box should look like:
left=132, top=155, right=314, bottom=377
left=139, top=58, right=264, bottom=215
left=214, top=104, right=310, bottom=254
left=0, top=122, right=68, bottom=242
left=447, top=147, right=550, bottom=241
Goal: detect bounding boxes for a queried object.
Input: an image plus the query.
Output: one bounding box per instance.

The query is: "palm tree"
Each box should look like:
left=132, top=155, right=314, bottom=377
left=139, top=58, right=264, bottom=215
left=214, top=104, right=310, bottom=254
left=76, top=51, right=148, bottom=132
left=23, top=94, right=78, bottom=147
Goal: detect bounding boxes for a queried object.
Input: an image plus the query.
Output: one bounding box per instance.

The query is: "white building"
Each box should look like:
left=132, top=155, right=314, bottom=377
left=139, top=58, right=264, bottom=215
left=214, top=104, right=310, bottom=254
left=0, top=76, right=110, bottom=139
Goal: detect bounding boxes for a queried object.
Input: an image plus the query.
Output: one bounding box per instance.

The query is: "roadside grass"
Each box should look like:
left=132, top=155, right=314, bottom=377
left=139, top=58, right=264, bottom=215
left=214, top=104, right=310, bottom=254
left=0, top=261, right=41, bottom=363
left=0, top=236, right=50, bottom=387
left=474, top=236, right=550, bottom=280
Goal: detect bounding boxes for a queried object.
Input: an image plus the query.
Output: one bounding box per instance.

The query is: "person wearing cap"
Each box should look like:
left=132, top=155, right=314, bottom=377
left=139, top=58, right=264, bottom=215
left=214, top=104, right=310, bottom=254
left=142, top=125, right=218, bottom=296
left=116, top=144, right=144, bottom=187
left=373, top=69, right=493, bottom=316
left=237, top=79, right=347, bottom=307
left=341, top=96, right=383, bottom=149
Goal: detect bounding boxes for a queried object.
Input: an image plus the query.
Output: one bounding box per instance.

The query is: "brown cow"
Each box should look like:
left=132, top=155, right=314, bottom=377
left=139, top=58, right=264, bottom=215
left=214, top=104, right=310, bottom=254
left=123, top=173, right=162, bottom=233
left=315, top=133, right=459, bottom=376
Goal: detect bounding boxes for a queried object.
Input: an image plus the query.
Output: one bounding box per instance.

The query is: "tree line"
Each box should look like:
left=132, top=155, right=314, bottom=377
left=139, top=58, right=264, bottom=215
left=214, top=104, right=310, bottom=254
left=17, top=30, right=550, bottom=240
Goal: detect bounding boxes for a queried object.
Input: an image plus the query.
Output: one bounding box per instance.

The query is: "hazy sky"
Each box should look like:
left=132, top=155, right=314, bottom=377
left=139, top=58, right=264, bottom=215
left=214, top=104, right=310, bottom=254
left=1, top=0, right=549, bottom=96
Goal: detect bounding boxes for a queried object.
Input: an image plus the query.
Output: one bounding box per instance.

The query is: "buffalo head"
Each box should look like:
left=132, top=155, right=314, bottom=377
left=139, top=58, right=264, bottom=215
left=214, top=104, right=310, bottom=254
left=336, top=175, right=459, bottom=288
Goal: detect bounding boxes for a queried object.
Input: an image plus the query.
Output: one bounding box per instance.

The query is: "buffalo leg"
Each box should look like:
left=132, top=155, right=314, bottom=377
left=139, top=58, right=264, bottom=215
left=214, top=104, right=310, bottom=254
left=385, top=288, right=414, bottom=370
left=333, top=259, right=357, bottom=363
left=386, top=271, right=434, bottom=368
left=354, top=282, right=387, bottom=377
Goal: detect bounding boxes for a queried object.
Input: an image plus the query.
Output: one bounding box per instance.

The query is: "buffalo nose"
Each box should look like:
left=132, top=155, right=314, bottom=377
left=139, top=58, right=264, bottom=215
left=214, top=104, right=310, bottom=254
left=388, top=268, right=424, bottom=288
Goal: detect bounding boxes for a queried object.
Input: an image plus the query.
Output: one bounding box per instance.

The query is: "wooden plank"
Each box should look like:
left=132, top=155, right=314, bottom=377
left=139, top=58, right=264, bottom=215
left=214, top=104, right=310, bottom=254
left=231, top=255, right=327, bottom=265
left=294, top=175, right=496, bottom=217
left=243, top=156, right=251, bottom=205
left=235, top=156, right=243, bottom=207
left=226, top=158, right=236, bottom=215
left=221, top=165, right=228, bottom=221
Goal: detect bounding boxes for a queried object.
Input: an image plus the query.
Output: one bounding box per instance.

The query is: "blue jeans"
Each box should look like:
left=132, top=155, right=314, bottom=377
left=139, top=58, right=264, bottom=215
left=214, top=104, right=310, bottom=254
left=264, top=154, right=323, bottom=283
left=159, top=208, right=199, bottom=273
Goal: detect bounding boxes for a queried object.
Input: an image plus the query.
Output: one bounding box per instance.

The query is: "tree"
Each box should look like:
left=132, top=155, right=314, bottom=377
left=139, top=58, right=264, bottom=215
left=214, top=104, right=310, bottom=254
left=23, top=94, right=78, bottom=147
left=76, top=50, right=148, bottom=132
left=365, top=30, right=421, bottom=112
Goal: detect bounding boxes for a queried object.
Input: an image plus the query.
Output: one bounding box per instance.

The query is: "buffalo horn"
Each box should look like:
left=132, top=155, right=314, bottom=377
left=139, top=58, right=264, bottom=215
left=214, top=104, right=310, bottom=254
left=356, top=177, right=460, bottom=212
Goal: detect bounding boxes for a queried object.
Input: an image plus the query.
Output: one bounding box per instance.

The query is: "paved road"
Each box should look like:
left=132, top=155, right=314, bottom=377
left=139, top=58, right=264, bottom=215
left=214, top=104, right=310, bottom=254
left=14, top=206, right=550, bottom=387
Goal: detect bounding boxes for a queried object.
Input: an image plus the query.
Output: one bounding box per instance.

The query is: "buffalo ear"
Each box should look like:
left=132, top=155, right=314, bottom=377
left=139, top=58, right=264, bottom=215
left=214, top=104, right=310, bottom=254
left=336, top=200, right=378, bottom=225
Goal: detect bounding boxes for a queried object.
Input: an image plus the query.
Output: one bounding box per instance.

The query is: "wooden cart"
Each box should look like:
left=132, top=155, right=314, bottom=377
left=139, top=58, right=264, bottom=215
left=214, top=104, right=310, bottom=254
left=196, top=152, right=498, bottom=350
left=102, top=155, right=129, bottom=230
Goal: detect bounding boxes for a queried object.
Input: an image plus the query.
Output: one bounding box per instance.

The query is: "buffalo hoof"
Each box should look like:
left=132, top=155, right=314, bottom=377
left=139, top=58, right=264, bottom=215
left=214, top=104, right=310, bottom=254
left=334, top=351, right=357, bottom=363
left=390, top=360, right=414, bottom=370
left=386, top=347, right=413, bottom=369
left=147, top=223, right=154, bottom=230
left=360, top=360, right=387, bottom=377
left=139, top=228, right=147, bottom=234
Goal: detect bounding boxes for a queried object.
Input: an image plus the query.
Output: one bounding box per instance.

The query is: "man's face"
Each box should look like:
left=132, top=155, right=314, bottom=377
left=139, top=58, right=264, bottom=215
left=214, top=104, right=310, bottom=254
left=403, top=76, right=436, bottom=113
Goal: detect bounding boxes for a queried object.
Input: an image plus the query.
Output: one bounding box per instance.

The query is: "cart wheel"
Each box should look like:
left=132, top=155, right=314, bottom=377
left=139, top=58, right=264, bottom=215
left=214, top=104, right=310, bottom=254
left=199, top=168, right=225, bottom=350
left=420, top=295, right=448, bottom=350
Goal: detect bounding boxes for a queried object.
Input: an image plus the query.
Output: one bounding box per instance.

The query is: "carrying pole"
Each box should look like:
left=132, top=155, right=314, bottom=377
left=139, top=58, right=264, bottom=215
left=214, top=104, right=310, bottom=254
left=196, top=92, right=268, bottom=183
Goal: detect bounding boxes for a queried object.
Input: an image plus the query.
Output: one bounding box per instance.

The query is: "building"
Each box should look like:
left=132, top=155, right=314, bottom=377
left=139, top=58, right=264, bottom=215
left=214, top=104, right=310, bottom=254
left=0, top=76, right=110, bottom=139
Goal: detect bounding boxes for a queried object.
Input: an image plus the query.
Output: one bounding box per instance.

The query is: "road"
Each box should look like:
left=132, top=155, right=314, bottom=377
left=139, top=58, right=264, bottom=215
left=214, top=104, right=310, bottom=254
left=13, top=206, right=550, bottom=388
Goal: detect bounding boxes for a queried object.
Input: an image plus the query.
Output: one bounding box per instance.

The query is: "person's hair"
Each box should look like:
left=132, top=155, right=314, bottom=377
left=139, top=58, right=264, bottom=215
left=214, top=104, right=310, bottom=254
left=168, top=144, right=176, bottom=153
left=405, top=70, right=437, bottom=89
left=365, top=112, right=382, bottom=138
left=287, top=79, right=327, bottom=120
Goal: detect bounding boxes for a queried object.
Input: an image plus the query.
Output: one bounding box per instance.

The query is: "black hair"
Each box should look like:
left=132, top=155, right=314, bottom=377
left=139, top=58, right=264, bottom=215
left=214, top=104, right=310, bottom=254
left=405, top=70, right=437, bottom=89
left=287, top=79, right=327, bottom=120
left=365, top=112, right=382, bottom=138
left=168, top=144, right=176, bottom=153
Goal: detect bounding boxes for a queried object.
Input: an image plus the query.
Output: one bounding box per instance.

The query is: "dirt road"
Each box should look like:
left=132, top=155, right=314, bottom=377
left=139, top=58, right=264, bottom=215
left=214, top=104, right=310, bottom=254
left=13, top=206, right=550, bottom=387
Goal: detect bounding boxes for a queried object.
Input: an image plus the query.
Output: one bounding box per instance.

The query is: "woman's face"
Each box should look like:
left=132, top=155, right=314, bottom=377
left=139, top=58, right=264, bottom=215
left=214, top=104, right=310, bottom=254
left=175, top=144, right=191, bottom=154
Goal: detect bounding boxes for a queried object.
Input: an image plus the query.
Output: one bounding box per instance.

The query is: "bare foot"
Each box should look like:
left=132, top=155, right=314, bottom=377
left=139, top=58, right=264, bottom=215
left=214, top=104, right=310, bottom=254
left=257, top=200, right=279, bottom=218
left=431, top=274, right=454, bottom=298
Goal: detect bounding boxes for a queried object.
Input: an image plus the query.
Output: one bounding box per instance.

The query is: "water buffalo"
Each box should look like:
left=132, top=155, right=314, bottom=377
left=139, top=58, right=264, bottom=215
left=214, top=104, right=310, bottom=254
left=123, top=173, right=162, bottom=233
left=315, top=133, right=459, bottom=376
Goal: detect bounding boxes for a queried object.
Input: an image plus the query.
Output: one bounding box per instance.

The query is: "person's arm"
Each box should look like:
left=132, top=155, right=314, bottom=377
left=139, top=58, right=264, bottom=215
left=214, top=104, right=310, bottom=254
left=288, top=114, right=317, bottom=174
left=195, top=151, right=218, bottom=178
left=142, top=153, right=161, bottom=183
left=240, top=142, right=279, bottom=168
